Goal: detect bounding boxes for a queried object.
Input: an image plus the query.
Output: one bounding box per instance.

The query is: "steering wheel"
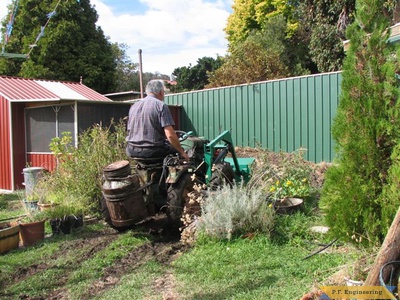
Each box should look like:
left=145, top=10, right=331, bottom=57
left=176, top=130, right=189, bottom=142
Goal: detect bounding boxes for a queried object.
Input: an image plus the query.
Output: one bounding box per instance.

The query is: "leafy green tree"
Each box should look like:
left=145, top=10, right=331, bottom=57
left=225, top=0, right=299, bottom=47
left=320, top=0, right=400, bottom=245
left=207, top=15, right=310, bottom=88
left=0, top=0, right=116, bottom=93
left=297, top=0, right=356, bottom=72
left=170, top=56, right=224, bottom=92
left=111, top=43, right=142, bottom=92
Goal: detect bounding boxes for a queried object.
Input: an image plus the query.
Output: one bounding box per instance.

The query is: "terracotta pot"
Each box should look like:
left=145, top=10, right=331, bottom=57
left=37, top=202, right=57, bottom=212
left=0, top=222, right=20, bottom=254
left=19, top=220, right=45, bottom=247
left=273, top=197, right=304, bottom=215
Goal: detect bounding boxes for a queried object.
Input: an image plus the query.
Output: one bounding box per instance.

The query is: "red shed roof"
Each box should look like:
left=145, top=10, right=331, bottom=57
left=0, top=76, right=111, bottom=102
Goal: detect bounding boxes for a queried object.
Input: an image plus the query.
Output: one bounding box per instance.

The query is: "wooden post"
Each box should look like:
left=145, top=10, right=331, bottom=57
left=364, top=206, right=400, bottom=286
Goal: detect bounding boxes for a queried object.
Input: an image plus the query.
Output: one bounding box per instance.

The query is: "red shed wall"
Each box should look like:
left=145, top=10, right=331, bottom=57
left=0, top=96, right=12, bottom=190
left=26, top=153, right=56, bottom=171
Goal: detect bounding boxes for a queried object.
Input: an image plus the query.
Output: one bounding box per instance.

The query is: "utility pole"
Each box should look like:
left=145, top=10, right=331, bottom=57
left=138, top=49, right=144, bottom=98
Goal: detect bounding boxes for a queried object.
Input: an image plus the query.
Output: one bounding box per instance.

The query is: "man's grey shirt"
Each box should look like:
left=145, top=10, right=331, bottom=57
left=126, top=96, right=175, bottom=147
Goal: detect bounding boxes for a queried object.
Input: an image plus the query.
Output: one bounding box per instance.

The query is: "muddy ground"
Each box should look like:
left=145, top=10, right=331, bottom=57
left=1, top=148, right=329, bottom=299
left=3, top=214, right=185, bottom=300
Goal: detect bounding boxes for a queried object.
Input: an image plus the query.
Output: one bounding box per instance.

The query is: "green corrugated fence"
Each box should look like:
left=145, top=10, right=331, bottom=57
left=165, top=71, right=342, bottom=163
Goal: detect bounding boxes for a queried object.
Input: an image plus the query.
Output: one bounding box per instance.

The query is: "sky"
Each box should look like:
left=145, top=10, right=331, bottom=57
left=1, top=0, right=233, bottom=76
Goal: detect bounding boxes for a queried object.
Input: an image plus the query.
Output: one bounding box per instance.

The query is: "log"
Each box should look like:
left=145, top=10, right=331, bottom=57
left=364, top=206, right=400, bottom=286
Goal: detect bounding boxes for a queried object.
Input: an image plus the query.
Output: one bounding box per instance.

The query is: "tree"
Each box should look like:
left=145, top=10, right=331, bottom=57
left=225, top=0, right=300, bottom=47
left=0, top=0, right=116, bottom=93
left=207, top=15, right=310, bottom=88
left=320, top=0, right=400, bottom=245
left=297, top=0, right=356, bottom=72
left=111, top=43, right=139, bottom=92
left=170, top=56, right=224, bottom=92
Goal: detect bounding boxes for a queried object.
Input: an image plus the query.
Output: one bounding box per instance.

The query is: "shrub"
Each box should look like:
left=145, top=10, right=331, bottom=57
left=320, top=1, right=400, bottom=246
left=35, top=120, right=127, bottom=216
left=248, top=148, right=313, bottom=202
left=197, top=183, right=275, bottom=240
left=0, top=194, right=7, bottom=210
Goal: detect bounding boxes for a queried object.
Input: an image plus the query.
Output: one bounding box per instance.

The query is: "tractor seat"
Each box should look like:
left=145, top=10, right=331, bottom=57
left=131, top=156, right=165, bottom=165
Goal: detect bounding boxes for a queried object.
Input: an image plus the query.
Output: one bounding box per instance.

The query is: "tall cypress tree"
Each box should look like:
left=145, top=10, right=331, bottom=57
left=320, top=0, right=400, bottom=245
left=0, top=0, right=116, bottom=93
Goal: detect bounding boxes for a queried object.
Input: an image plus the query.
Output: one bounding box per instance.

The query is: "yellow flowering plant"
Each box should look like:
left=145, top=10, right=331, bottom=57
left=248, top=148, right=314, bottom=204
left=268, top=176, right=310, bottom=201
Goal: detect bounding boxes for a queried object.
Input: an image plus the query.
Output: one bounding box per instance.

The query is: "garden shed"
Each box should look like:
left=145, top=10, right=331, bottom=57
left=0, top=76, right=131, bottom=192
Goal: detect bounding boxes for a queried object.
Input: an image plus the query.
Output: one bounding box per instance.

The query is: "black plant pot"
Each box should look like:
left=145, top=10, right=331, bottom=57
left=50, top=215, right=83, bottom=234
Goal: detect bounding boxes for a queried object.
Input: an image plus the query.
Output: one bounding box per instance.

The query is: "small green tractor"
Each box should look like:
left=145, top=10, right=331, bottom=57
left=101, top=130, right=254, bottom=230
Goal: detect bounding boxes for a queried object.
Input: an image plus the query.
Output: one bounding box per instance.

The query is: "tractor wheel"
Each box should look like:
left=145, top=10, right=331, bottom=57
left=209, top=161, right=235, bottom=190
left=101, top=197, right=129, bottom=232
left=166, top=173, right=195, bottom=225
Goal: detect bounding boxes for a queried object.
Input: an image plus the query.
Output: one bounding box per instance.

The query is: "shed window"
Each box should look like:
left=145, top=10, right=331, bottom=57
left=26, top=105, right=74, bottom=152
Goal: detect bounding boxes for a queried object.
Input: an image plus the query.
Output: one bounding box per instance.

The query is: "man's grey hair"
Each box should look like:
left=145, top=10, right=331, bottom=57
left=145, top=80, right=165, bottom=95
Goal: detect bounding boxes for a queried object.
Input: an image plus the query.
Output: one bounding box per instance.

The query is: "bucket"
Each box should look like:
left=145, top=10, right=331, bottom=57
left=22, top=167, right=45, bottom=197
left=0, top=223, right=20, bottom=254
left=102, top=174, right=147, bottom=227
left=23, top=199, right=39, bottom=212
left=19, top=220, right=45, bottom=247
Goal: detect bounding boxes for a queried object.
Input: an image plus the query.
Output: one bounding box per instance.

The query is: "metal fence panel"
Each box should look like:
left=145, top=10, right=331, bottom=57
left=166, top=72, right=341, bottom=163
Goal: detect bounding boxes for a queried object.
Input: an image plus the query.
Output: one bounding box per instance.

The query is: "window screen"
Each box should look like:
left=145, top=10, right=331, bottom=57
left=26, top=105, right=75, bottom=152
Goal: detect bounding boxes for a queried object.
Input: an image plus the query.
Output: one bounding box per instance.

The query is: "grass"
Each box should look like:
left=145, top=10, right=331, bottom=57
left=173, top=236, right=358, bottom=299
left=0, top=191, right=371, bottom=299
left=0, top=192, right=25, bottom=221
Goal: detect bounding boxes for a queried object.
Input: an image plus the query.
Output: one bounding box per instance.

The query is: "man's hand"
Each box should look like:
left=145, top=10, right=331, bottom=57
left=164, top=126, right=189, bottom=160
left=180, top=151, right=189, bottom=160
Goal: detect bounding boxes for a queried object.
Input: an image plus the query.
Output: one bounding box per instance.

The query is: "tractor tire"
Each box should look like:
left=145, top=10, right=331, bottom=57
left=101, top=197, right=129, bottom=232
left=166, top=173, right=194, bottom=225
left=209, top=162, right=235, bottom=190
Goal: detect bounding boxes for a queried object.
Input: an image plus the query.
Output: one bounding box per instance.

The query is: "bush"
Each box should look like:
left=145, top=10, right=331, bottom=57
left=320, top=2, right=400, bottom=246
left=248, top=148, right=313, bottom=202
left=197, top=183, right=275, bottom=240
left=35, top=120, right=127, bottom=216
left=0, top=194, right=7, bottom=210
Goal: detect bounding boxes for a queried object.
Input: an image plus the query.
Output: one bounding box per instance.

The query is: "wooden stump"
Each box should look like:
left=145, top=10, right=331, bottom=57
left=364, top=206, right=400, bottom=286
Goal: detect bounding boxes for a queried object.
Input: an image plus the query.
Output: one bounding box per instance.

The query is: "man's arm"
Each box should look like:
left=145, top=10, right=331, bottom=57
left=164, top=126, right=189, bottom=160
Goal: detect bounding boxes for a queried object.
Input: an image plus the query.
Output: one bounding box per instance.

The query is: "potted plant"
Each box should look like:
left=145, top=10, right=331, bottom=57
left=34, top=176, right=60, bottom=211
left=22, top=193, right=40, bottom=212
left=37, top=192, right=59, bottom=211
left=15, top=199, right=47, bottom=247
left=266, top=176, right=310, bottom=214
left=43, top=193, right=86, bottom=235
left=0, top=221, right=20, bottom=254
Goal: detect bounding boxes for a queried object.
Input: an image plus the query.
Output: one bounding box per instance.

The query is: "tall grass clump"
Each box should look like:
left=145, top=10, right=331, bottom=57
left=35, top=120, right=127, bottom=215
left=197, top=183, right=275, bottom=240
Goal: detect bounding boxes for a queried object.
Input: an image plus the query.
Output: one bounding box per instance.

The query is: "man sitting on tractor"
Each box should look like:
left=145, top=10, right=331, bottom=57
left=126, top=79, right=189, bottom=161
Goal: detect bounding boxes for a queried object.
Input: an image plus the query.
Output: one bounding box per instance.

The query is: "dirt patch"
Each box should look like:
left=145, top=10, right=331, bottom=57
left=2, top=214, right=187, bottom=300
left=2, top=190, right=195, bottom=298
left=80, top=216, right=187, bottom=299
